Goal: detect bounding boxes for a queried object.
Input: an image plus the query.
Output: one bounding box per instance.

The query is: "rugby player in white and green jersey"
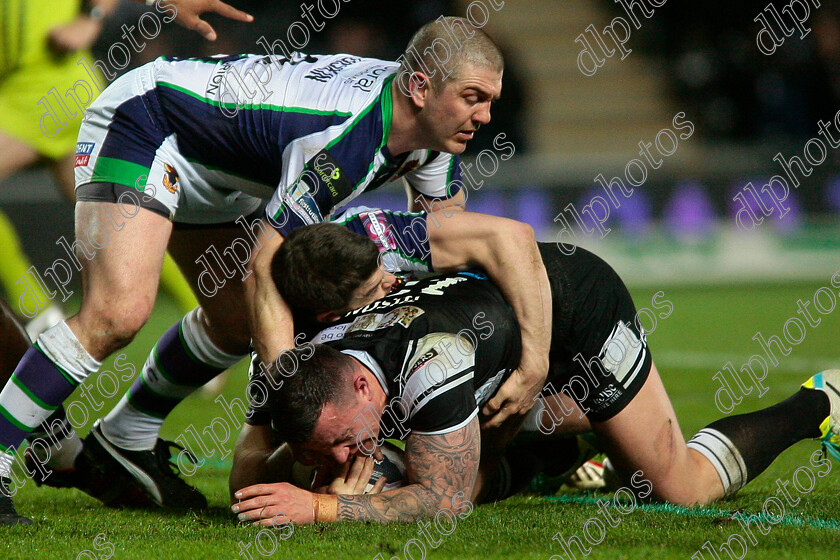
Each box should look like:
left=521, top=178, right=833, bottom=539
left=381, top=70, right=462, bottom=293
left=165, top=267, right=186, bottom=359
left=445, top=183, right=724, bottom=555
left=0, top=18, right=521, bottom=522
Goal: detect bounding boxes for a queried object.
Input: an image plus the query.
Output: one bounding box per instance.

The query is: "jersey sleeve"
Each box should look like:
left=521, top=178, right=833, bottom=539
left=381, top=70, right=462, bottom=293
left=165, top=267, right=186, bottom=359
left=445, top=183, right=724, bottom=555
left=397, top=332, right=479, bottom=435
left=333, top=206, right=433, bottom=273
left=264, top=142, right=346, bottom=237
left=404, top=152, right=462, bottom=201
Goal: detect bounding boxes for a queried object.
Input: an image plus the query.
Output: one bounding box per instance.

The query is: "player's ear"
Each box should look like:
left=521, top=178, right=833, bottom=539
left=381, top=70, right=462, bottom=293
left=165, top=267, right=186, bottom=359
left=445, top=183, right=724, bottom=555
left=408, top=72, right=430, bottom=108
left=353, top=372, right=374, bottom=402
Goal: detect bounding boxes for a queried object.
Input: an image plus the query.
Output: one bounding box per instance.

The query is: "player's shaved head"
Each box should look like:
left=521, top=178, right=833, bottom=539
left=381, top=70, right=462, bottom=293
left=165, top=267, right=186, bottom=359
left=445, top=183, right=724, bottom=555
left=398, top=16, right=504, bottom=92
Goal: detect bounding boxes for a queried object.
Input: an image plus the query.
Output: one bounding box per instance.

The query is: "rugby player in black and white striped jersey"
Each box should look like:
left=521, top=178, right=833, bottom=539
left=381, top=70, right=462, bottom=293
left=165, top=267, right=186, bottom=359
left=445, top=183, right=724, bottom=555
left=230, top=216, right=840, bottom=525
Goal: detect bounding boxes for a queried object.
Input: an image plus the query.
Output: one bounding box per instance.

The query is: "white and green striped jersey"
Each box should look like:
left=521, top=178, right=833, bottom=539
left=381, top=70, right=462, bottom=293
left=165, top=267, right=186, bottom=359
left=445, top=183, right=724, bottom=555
left=143, top=53, right=462, bottom=234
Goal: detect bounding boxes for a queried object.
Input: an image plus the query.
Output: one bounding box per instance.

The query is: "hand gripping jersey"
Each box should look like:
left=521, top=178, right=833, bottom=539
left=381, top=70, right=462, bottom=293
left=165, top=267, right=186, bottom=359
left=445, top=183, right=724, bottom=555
left=74, top=53, right=462, bottom=228
left=250, top=272, right=522, bottom=436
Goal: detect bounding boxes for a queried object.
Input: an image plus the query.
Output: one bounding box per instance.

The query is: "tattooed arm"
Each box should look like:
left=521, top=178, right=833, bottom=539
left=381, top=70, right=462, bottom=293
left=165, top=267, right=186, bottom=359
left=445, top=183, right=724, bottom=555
left=232, top=416, right=480, bottom=524
left=335, top=416, right=480, bottom=522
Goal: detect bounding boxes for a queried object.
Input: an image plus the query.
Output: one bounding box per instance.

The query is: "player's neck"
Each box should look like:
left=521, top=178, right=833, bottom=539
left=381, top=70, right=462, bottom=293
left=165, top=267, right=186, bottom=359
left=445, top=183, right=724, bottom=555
left=387, top=79, right=424, bottom=155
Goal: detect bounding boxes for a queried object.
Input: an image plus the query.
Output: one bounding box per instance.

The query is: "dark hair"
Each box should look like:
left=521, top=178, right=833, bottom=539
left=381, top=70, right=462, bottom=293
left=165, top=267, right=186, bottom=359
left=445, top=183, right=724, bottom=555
left=267, top=344, right=354, bottom=444
left=273, top=223, right=380, bottom=314
left=398, top=17, right=504, bottom=92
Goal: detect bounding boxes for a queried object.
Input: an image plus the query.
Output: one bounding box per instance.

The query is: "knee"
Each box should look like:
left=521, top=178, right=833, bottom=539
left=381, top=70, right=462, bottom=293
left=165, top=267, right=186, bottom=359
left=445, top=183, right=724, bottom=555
left=80, top=294, right=154, bottom=355
left=643, top=455, right=722, bottom=507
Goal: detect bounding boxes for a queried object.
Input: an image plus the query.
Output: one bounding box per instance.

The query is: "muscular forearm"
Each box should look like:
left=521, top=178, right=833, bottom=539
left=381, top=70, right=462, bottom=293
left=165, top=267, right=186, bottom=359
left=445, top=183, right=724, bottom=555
left=429, top=214, right=551, bottom=375
left=328, top=419, right=480, bottom=523
left=230, top=448, right=276, bottom=501
left=245, top=233, right=294, bottom=365
left=337, top=484, right=439, bottom=522
left=480, top=224, right=552, bottom=373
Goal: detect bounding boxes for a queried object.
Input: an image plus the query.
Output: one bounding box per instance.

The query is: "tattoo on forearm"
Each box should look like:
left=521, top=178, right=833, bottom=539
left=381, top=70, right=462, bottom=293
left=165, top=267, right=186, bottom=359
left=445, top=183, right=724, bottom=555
left=336, top=417, right=480, bottom=522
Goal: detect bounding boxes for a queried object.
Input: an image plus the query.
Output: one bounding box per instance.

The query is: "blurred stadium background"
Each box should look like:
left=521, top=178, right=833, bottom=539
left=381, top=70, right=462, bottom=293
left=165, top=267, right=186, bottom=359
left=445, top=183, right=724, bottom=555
left=2, top=0, right=838, bottom=298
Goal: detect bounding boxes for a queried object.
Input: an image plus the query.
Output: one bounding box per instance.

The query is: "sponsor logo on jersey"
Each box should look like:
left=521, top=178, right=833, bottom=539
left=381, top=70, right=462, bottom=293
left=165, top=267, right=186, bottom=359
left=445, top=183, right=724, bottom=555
left=311, top=323, right=349, bottom=344
left=206, top=60, right=236, bottom=99
left=311, top=150, right=349, bottom=201
left=162, top=163, right=179, bottom=193
left=304, top=56, right=361, bottom=83
left=287, top=179, right=321, bottom=223
left=362, top=211, right=398, bottom=251
left=347, top=306, right=423, bottom=334
left=408, top=349, right=439, bottom=377
left=591, top=385, right=620, bottom=406
left=344, top=64, right=391, bottom=92
left=74, top=142, right=95, bottom=167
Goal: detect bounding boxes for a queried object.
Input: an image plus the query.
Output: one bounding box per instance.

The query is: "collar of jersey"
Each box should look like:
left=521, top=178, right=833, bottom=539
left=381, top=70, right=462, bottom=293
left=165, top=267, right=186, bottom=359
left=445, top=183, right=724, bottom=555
left=378, top=74, right=398, bottom=163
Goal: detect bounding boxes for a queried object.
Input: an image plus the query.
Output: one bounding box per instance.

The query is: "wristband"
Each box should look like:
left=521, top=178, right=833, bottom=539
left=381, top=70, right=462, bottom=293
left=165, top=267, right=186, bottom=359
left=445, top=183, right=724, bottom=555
left=312, top=494, right=337, bottom=522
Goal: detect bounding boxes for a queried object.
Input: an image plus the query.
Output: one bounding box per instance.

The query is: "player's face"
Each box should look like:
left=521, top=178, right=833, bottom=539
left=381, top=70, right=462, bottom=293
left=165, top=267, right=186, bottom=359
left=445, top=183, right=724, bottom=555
left=420, top=64, right=502, bottom=154
left=295, top=400, right=382, bottom=468
left=345, top=268, right=397, bottom=311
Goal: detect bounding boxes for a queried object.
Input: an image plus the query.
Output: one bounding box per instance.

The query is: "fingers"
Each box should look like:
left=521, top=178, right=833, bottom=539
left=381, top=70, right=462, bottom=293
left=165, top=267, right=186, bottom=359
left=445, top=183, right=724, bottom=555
left=369, top=476, right=387, bottom=494
left=517, top=398, right=537, bottom=415
left=481, top=407, right=511, bottom=429
left=252, top=510, right=285, bottom=527
left=345, top=454, right=367, bottom=483
left=234, top=494, right=270, bottom=514
left=482, top=395, right=502, bottom=417
left=212, top=0, right=254, bottom=22
left=190, top=17, right=217, bottom=41
left=242, top=505, right=283, bottom=524
left=346, top=455, right=377, bottom=493
left=357, top=457, right=377, bottom=492
left=338, top=459, right=352, bottom=479
left=234, top=483, right=272, bottom=500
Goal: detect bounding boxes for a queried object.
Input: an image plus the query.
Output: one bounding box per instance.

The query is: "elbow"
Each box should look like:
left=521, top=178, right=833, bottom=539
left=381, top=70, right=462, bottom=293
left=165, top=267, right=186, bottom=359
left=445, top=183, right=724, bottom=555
left=496, top=219, right=536, bottom=251
left=514, top=221, right=536, bottom=244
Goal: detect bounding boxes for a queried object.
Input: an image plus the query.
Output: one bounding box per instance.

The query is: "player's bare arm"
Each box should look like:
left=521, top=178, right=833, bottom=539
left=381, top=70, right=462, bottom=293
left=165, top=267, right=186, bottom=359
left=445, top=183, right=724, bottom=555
left=49, top=0, right=252, bottom=54
left=232, top=417, right=480, bottom=524
left=428, top=211, right=552, bottom=427
left=335, top=418, right=480, bottom=522
left=229, top=424, right=292, bottom=501
left=143, top=0, right=253, bottom=41
left=244, top=232, right=294, bottom=367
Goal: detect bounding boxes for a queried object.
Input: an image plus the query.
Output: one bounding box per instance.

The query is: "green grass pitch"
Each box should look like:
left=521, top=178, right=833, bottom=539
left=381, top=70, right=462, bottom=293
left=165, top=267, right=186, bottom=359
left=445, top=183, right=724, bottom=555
left=4, top=280, right=840, bottom=559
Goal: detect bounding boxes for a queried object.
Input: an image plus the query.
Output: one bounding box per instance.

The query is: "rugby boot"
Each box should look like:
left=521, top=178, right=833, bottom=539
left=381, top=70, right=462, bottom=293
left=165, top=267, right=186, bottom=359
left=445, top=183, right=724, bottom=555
left=801, top=369, right=840, bottom=461
left=85, top=419, right=207, bottom=510
left=0, top=477, right=32, bottom=525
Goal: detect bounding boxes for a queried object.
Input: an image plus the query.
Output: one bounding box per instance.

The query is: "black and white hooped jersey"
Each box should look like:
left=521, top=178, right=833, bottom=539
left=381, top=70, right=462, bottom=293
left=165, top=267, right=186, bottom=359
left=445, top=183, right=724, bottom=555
left=250, top=273, right=521, bottom=436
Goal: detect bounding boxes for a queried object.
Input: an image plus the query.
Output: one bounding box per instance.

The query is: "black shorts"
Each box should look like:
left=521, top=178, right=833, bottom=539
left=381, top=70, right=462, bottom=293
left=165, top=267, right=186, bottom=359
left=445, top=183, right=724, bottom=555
left=538, top=243, right=652, bottom=422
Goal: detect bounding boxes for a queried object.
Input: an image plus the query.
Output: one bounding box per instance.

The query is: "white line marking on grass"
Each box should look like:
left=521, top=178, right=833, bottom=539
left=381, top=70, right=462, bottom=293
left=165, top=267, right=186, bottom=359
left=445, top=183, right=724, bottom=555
left=545, top=495, right=840, bottom=531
